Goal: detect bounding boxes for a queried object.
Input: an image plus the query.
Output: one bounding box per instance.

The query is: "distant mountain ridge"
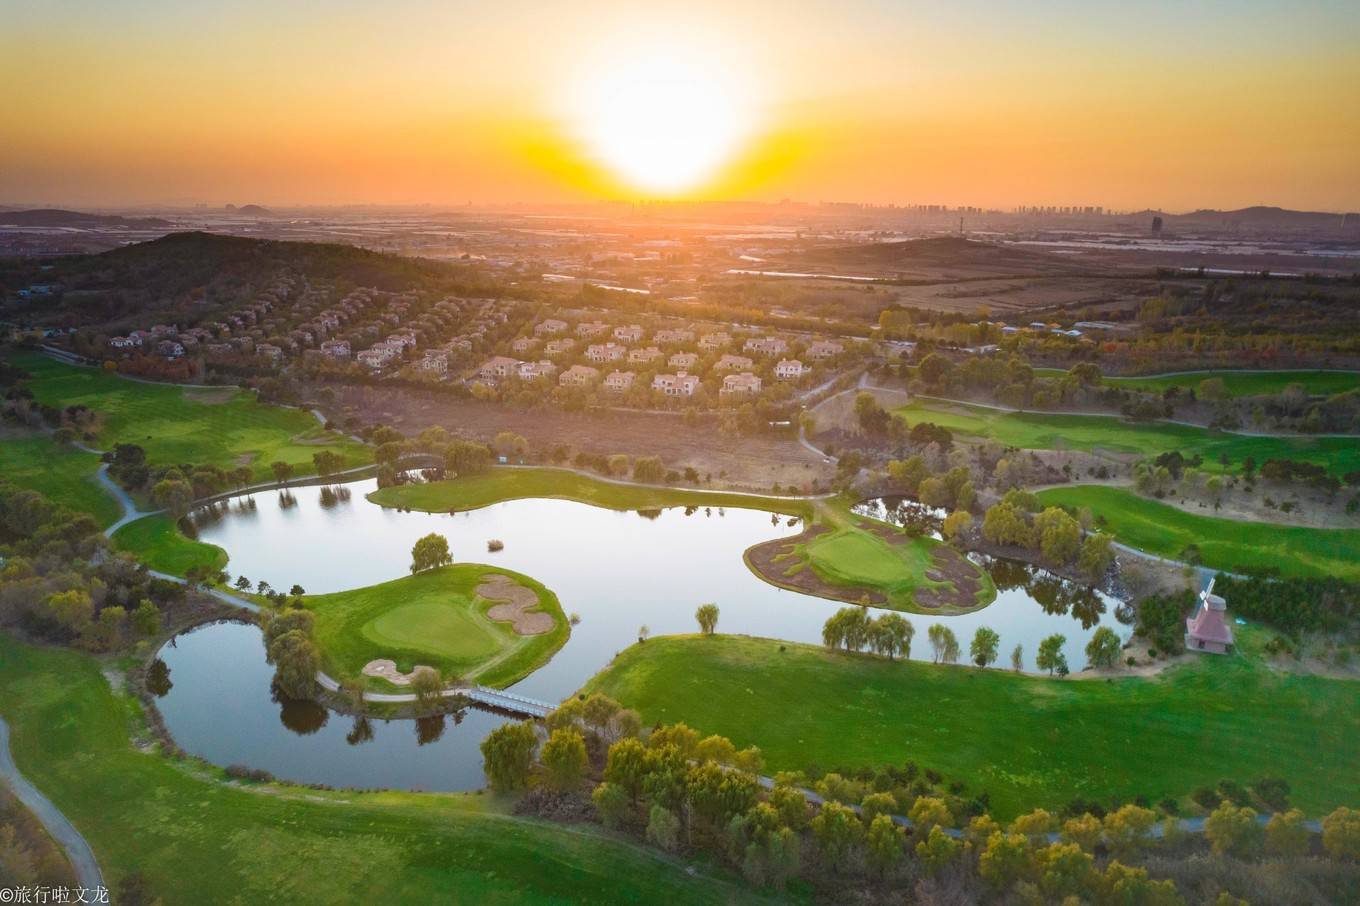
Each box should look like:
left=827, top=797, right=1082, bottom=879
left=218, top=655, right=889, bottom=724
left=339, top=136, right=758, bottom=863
left=0, top=208, right=176, bottom=229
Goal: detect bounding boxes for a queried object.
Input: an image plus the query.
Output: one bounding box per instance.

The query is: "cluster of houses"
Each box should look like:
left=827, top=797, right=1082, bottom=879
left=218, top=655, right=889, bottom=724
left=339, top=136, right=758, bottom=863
left=473, top=317, right=846, bottom=400
left=103, top=277, right=520, bottom=378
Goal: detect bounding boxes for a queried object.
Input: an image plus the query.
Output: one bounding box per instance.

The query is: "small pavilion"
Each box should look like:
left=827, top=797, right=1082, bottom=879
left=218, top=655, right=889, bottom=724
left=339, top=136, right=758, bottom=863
left=1185, top=577, right=1234, bottom=654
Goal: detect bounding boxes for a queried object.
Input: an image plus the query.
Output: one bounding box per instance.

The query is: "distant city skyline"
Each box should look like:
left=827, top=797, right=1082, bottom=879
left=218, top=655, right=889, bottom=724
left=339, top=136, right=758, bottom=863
left=4, top=0, right=1358, bottom=210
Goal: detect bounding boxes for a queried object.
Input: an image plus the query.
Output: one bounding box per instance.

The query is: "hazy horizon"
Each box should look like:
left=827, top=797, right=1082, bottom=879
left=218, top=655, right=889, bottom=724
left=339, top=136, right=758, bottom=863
left=5, top=0, right=1359, bottom=211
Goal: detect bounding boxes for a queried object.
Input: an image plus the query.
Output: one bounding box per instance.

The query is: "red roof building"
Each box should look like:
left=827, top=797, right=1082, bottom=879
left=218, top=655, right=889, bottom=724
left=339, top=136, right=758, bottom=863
left=1185, top=579, right=1234, bottom=654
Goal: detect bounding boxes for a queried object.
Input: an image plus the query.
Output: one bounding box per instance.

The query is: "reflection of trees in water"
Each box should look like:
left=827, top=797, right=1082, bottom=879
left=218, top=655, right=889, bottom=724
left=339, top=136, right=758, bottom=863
left=635, top=508, right=662, bottom=521
left=346, top=715, right=374, bottom=746
left=976, top=555, right=1108, bottom=630
left=278, top=491, right=297, bottom=510
left=272, top=685, right=329, bottom=735
left=146, top=659, right=173, bottom=697
left=415, top=714, right=446, bottom=746
left=853, top=496, right=944, bottom=538
left=1114, top=602, right=1136, bottom=625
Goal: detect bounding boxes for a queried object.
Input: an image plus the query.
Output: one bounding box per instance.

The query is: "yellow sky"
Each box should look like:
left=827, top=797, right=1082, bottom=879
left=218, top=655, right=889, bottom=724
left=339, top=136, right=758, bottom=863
left=3, top=0, right=1358, bottom=210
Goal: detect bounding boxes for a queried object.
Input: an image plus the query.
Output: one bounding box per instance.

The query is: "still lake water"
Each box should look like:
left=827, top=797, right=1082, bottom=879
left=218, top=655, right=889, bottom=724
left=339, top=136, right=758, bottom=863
left=155, top=480, right=1125, bottom=791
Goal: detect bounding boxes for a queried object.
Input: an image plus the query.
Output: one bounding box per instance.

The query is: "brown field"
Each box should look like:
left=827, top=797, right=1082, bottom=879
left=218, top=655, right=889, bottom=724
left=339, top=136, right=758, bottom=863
left=323, top=383, right=837, bottom=491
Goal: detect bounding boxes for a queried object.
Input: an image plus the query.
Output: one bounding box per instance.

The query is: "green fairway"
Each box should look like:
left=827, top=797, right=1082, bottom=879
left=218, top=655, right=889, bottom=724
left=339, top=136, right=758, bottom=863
left=0, top=432, right=120, bottom=527
left=305, top=564, right=569, bottom=688
left=369, top=466, right=811, bottom=518
left=1035, top=484, right=1360, bottom=579
left=585, top=635, right=1360, bottom=820
left=7, top=352, right=369, bottom=482
left=111, top=514, right=229, bottom=576
left=896, top=399, right=1360, bottom=475
left=1035, top=368, right=1360, bottom=398
left=0, top=635, right=770, bottom=905
left=807, top=530, right=926, bottom=587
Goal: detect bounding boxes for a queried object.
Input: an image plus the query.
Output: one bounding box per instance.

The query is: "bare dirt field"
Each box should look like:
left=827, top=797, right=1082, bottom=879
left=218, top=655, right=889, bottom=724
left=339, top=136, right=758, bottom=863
left=321, top=384, right=836, bottom=491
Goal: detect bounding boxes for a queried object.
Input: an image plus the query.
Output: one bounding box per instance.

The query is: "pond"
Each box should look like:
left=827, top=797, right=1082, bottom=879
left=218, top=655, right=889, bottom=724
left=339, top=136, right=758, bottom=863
left=155, top=480, right=1126, bottom=791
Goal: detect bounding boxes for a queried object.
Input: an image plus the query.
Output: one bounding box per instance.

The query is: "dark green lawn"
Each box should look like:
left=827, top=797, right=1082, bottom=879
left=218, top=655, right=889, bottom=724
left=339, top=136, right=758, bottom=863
left=896, top=399, right=1360, bottom=475
left=0, top=433, right=120, bottom=527
left=110, top=514, right=229, bottom=576
left=585, top=635, right=1360, bottom=820
left=1035, top=368, right=1360, bottom=398
left=8, top=351, right=369, bottom=482
left=0, top=635, right=775, bottom=905
left=1036, top=485, right=1360, bottom=579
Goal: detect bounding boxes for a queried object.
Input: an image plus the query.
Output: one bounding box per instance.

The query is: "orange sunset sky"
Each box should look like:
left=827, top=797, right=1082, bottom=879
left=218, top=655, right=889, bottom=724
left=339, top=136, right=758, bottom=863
left=4, top=0, right=1359, bottom=211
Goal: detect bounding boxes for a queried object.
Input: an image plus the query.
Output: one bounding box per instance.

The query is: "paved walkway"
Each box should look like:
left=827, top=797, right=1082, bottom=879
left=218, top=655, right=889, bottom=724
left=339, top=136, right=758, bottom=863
left=0, top=716, right=104, bottom=890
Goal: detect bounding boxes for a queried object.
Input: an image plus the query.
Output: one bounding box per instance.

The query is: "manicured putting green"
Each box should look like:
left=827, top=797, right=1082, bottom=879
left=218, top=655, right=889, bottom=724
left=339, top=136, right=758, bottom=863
left=806, top=530, right=929, bottom=588
left=304, top=564, right=568, bottom=688
left=897, top=399, right=1360, bottom=475
left=1036, top=484, right=1360, bottom=579
left=363, top=601, right=502, bottom=663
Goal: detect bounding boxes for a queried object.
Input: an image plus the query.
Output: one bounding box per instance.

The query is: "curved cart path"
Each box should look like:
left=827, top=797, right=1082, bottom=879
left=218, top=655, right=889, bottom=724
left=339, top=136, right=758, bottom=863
left=0, top=716, right=104, bottom=890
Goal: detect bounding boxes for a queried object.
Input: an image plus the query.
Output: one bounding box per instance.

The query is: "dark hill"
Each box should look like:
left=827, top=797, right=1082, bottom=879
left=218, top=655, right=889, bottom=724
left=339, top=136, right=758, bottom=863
left=0, top=208, right=175, bottom=229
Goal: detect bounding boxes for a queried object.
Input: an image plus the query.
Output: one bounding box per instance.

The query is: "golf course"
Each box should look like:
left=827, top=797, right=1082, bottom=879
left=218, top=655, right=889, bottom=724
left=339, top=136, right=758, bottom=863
left=8, top=351, right=369, bottom=482
left=585, top=634, right=1360, bottom=820
left=0, top=635, right=770, bottom=905
left=1035, top=367, right=1360, bottom=398
left=304, top=564, right=569, bottom=689
left=1036, top=484, right=1360, bottom=580
left=895, top=398, right=1360, bottom=474
left=0, top=431, right=121, bottom=527
left=110, top=514, right=229, bottom=576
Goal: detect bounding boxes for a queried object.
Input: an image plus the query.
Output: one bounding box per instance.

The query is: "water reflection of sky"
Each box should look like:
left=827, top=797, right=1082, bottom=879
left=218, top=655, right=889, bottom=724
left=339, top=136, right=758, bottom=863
left=157, top=481, right=1129, bottom=791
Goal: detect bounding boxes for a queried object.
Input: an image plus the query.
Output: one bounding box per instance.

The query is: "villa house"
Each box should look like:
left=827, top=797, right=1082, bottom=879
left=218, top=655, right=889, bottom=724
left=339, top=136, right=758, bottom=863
left=575, top=321, right=609, bottom=338
left=544, top=338, right=576, bottom=356
left=720, top=373, right=762, bottom=396
left=518, top=360, right=556, bottom=381
left=418, top=353, right=448, bottom=374
left=356, top=349, right=389, bottom=370
left=477, top=356, right=521, bottom=380
left=1186, top=579, right=1235, bottom=654
left=668, top=351, right=698, bottom=370
left=559, top=364, right=600, bottom=388
left=629, top=346, right=663, bottom=364
left=256, top=343, right=283, bottom=362
left=603, top=370, right=635, bottom=392
left=586, top=343, right=626, bottom=363
left=698, top=332, right=731, bottom=350
left=511, top=336, right=540, bottom=354
left=613, top=324, right=644, bottom=343
left=653, top=328, right=694, bottom=346
left=775, top=358, right=809, bottom=380
left=652, top=372, right=700, bottom=397
left=534, top=318, right=569, bottom=336
left=320, top=339, right=351, bottom=358
left=714, top=354, right=753, bottom=372
left=807, top=340, right=844, bottom=360
left=744, top=336, right=788, bottom=357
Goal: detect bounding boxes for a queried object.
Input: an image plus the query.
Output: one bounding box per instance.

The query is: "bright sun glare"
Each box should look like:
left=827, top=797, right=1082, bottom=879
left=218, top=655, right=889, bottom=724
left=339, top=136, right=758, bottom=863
left=567, top=40, right=757, bottom=195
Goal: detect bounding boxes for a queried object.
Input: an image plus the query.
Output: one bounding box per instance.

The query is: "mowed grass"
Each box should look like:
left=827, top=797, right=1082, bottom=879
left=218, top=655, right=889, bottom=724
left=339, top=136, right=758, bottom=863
left=369, top=466, right=812, bottom=518
left=8, top=351, right=369, bottom=481
left=896, top=399, right=1360, bottom=474
left=585, top=635, right=1360, bottom=820
left=304, top=564, right=569, bottom=688
left=806, top=530, right=928, bottom=588
left=0, top=636, right=772, bottom=905
left=1035, top=484, right=1360, bottom=580
left=0, top=432, right=120, bottom=527
left=111, top=514, right=228, bottom=576
left=1035, top=368, right=1360, bottom=398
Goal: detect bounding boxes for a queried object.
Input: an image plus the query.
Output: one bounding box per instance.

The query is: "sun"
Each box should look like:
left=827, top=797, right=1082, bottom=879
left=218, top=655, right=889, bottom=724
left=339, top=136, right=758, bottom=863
left=564, top=39, right=758, bottom=196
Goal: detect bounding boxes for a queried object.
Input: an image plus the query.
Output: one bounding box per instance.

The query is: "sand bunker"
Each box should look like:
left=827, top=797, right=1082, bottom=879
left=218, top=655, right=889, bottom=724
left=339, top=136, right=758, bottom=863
left=361, top=659, right=437, bottom=685
left=478, top=573, right=553, bottom=635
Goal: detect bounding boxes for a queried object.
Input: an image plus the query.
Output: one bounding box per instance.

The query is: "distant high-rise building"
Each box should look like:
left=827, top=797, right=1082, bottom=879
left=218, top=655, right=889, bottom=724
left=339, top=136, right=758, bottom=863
left=1151, top=215, right=1164, bottom=235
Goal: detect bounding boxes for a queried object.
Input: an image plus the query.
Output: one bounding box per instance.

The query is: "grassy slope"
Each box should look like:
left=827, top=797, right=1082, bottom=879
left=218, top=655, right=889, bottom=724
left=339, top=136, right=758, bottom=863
left=1035, top=368, right=1360, bottom=398
left=0, top=636, right=768, bottom=905
left=304, top=564, right=569, bottom=688
left=9, top=351, right=369, bottom=482
left=368, top=466, right=812, bottom=518
left=110, top=515, right=228, bottom=576
left=896, top=399, right=1360, bottom=474
left=585, top=635, right=1360, bottom=820
left=1035, top=485, right=1360, bottom=580
left=0, top=433, right=120, bottom=527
